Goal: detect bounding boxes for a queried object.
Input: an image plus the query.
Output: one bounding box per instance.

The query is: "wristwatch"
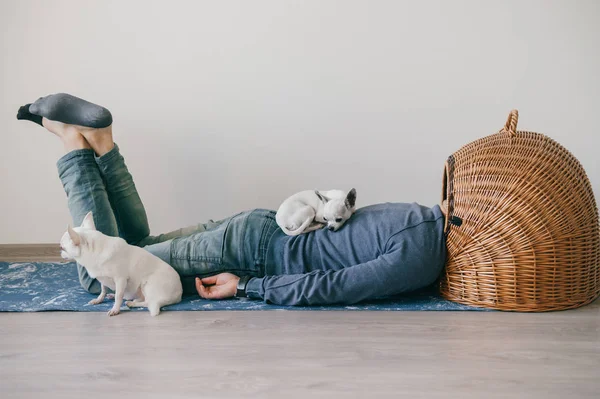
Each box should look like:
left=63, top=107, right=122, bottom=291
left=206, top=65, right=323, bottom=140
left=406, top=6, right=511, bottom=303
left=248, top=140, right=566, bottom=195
left=235, top=275, right=251, bottom=298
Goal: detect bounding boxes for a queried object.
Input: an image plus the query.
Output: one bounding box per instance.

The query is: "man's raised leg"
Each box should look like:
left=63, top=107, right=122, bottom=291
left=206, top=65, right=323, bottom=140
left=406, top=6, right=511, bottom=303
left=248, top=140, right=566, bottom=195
left=22, top=94, right=154, bottom=245
left=17, top=94, right=120, bottom=293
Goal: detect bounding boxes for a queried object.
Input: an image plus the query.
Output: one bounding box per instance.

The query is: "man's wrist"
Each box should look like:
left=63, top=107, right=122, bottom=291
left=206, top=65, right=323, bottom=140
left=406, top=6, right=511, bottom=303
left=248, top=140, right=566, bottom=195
left=235, top=275, right=251, bottom=298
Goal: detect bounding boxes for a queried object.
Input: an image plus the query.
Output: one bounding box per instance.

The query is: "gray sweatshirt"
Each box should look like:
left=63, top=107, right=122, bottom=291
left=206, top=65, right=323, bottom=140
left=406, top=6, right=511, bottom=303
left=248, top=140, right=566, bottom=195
left=245, top=203, right=446, bottom=306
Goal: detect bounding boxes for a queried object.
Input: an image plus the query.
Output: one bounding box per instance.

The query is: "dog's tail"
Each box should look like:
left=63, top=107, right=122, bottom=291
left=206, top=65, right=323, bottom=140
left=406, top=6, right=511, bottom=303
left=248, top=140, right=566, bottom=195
left=279, top=217, right=314, bottom=236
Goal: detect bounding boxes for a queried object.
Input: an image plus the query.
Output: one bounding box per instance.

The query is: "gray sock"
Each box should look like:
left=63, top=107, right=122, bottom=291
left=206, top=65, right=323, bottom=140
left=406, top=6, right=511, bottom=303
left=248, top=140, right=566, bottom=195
left=17, top=93, right=112, bottom=128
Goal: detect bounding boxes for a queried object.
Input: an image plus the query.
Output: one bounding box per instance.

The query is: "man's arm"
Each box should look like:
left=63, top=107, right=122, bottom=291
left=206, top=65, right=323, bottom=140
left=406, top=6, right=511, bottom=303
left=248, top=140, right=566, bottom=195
left=194, top=251, right=413, bottom=305
left=245, top=242, right=440, bottom=306
left=195, top=220, right=445, bottom=306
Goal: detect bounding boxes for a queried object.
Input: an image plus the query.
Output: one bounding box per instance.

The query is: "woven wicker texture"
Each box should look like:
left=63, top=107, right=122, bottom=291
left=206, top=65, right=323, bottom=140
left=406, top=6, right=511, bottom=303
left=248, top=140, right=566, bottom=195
left=440, top=110, right=600, bottom=311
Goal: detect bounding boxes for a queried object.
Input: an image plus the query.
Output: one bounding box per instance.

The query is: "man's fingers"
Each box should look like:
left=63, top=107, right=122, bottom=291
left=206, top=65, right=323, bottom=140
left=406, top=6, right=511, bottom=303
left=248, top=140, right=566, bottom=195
left=195, top=278, right=209, bottom=298
left=196, top=276, right=236, bottom=300
left=195, top=277, right=220, bottom=299
left=201, top=275, right=218, bottom=285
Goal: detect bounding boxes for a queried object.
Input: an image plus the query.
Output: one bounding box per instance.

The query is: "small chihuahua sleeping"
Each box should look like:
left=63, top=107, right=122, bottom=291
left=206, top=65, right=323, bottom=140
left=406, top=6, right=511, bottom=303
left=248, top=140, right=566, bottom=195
left=60, top=211, right=182, bottom=316
left=276, top=188, right=357, bottom=236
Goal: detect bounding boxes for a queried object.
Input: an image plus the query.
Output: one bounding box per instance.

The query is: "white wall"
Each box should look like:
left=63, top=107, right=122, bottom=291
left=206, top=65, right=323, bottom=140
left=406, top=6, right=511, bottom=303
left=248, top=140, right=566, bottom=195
left=1, top=0, right=598, bottom=243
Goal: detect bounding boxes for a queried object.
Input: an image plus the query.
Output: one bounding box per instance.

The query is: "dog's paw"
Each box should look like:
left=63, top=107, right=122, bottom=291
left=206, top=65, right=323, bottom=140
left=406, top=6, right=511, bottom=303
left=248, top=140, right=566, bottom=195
left=107, top=307, right=121, bottom=317
left=125, top=301, right=136, bottom=307
left=88, top=298, right=103, bottom=305
left=106, top=293, right=115, bottom=300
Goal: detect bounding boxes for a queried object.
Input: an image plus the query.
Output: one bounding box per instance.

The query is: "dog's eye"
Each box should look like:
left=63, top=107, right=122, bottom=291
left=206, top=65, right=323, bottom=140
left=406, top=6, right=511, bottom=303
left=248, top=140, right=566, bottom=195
left=323, top=217, right=328, bottom=221
left=335, top=218, right=342, bottom=223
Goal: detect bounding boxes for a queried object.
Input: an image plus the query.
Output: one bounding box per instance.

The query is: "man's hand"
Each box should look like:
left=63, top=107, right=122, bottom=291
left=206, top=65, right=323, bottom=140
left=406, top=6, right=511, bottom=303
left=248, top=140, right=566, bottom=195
left=195, top=273, right=240, bottom=300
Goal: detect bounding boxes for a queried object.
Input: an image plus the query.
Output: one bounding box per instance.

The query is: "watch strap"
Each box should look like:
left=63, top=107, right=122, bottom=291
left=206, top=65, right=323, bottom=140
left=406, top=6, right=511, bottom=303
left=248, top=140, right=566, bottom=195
left=236, top=275, right=251, bottom=298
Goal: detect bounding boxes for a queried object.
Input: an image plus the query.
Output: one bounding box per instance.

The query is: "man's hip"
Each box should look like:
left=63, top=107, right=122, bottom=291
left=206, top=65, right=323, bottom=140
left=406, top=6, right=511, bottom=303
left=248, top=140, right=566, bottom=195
left=146, top=209, right=279, bottom=279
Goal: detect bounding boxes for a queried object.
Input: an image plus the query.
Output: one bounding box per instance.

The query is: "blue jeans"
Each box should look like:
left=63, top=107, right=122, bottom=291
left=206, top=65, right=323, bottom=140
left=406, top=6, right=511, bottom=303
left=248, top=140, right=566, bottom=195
left=57, top=144, right=279, bottom=295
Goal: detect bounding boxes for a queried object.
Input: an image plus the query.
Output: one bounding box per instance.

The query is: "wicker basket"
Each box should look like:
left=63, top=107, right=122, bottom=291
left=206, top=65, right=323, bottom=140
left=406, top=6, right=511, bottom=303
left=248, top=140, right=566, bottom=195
left=440, top=110, right=600, bottom=311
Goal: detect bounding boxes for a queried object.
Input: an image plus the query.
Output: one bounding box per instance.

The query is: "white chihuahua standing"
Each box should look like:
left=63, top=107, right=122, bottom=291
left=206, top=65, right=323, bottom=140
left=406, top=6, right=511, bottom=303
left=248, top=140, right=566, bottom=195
left=276, top=188, right=357, bottom=236
left=60, top=211, right=182, bottom=316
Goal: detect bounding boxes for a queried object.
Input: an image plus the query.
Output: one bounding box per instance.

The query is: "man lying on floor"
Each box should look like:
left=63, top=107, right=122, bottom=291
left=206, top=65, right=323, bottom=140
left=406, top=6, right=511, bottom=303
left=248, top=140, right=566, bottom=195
left=16, top=93, right=446, bottom=306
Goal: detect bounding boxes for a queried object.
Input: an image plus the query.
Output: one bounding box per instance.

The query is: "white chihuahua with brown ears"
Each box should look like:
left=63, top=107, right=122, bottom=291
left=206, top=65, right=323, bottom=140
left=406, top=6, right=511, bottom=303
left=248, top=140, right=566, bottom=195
left=60, top=211, right=182, bottom=316
left=276, top=188, right=357, bottom=236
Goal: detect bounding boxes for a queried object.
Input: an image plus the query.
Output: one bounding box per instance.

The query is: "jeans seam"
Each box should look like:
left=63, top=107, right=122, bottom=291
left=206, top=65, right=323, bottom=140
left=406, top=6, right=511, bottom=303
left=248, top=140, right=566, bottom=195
left=238, top=213, right=249, bottom=269
left=57, top=149, right=96, bottom=177
left=257, top=216, right=276, bottom=272
left=70, top=160, right=104, bottom=288
left=258, top=218, right=269, bottom=262
left=263, top=220, right=278, bottom=275
left=172, top=255, right=223, bottom=263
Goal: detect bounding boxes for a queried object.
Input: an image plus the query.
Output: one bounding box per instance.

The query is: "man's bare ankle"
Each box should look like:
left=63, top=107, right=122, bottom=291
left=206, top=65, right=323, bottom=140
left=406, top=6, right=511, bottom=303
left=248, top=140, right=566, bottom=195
left=93, top=142, right=115, bottom=157
left=80, top=126, right=114, bottom=156
left=62, top=134, right=92, bottom=152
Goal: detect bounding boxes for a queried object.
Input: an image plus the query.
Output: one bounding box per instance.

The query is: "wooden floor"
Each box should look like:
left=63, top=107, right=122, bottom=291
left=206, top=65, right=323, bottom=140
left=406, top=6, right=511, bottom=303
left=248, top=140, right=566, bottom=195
left=1, top=247, right=599, bottom=398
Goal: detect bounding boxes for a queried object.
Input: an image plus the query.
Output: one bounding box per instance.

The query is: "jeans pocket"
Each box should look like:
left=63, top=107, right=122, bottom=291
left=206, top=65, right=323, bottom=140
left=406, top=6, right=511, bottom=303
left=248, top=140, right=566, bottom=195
left=226, top=209, right=274, bottom=274
left=169, top=210, right=269, bottom=277
left=172, top=218, right=232, bottom=263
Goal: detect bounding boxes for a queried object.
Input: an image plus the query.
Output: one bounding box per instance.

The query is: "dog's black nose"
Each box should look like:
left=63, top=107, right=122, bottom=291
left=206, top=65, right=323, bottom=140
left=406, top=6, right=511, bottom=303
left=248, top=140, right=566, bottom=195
left=328, top=226, right=335, bottom=231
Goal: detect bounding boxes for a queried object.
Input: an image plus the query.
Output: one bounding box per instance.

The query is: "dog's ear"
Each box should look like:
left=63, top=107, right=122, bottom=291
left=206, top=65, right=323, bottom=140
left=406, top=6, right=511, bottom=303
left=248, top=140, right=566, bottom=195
left=81, top=211, right=96, bottom=230
left=345, top=188, right=357, bottom=209
left=315, top=191, right=330, bottom=203
left=67, top=225, right=81, bottom=246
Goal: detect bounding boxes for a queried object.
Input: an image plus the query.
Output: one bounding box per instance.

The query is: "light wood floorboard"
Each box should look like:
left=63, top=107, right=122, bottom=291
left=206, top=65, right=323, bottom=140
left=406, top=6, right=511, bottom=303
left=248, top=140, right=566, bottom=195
left=2, top=304, right=599, bottom=398
left=1, top=247, right=599, bottom=398
left=0, top=244, right=61, bottom=262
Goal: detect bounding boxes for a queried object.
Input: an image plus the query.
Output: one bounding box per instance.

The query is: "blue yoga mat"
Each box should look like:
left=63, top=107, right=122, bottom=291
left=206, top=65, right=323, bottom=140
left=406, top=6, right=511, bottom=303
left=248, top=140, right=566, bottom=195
left=0, top=262, right=484, bottom=312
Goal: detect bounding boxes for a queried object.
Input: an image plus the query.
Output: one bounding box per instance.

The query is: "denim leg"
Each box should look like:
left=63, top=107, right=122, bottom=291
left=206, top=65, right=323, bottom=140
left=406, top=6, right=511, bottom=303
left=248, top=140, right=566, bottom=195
left=57, top=149, right=119, bottom=294
left=136, top=210, right=277, bottom=296
left=145, top=210, right=276, bottom=295
left=94, top=144, right=150, bottom=245
left=137, top=219, right=225, bottom=247
left=141, top=219, right=231, bottom=295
